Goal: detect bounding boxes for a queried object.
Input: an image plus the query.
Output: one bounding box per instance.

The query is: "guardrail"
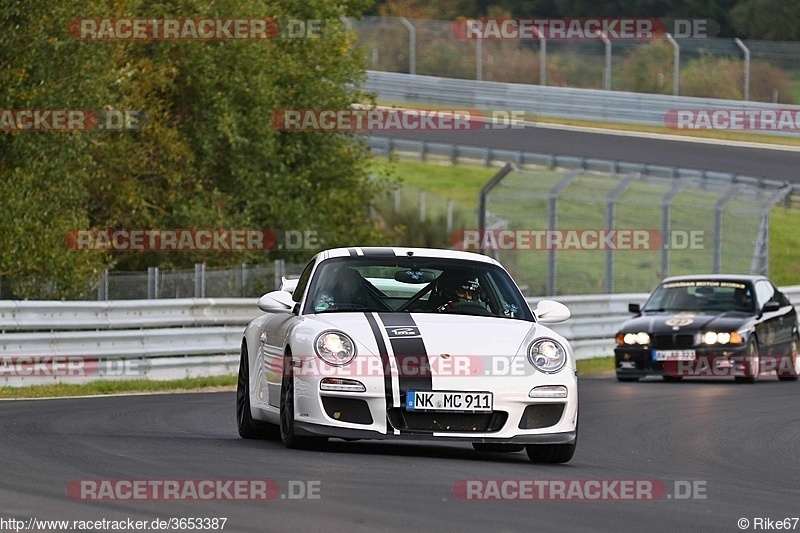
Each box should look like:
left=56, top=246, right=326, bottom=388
left=366, top=70, right=800, bottom=137
left=367, top=136, right=799, bottom=197
left=2, top=287, right=799, bottom=386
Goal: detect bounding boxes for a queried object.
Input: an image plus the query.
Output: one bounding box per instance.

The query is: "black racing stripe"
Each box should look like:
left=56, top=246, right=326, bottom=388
left=378, top=313, right=432, bottom=396
left=364, top=313, right=395, bottom=421
left=347, top=247, right=358, bottom=257
left=360, top=247, right=396, bottom=257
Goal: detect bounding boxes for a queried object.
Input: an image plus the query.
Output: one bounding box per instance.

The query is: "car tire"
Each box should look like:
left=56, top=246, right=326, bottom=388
left=236, top=342, right=279, bottom=439
left=735, top=339, right=760, bottom=383
left=280, top=351, right=327, bottom=450
left=616, top=376, right=639, bottom=382
left=472, top=443, right=525, bottom=453
left=525, top=418, right=577, bottom=464
left=777, top=335, right=800, bottom=382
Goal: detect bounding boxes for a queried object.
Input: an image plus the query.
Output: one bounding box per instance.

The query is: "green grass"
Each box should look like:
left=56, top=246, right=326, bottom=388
left=372, top=159, right=496, bottom=206
left=0, top=375, right=236, bottom=399
left=576, top=356, right=615, bottom=376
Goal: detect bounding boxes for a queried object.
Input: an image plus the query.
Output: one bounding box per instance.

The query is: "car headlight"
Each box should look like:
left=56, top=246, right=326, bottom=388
left=702, top=331, right=743, bottom=345
left=617, top=332, right=650, bottom=345
left=528, top=338, right=567, bottom=373
left=314, top=331, right=357, bottom=366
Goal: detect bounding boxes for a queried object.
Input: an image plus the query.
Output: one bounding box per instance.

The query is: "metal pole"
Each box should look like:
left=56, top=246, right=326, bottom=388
left=601, top=32, right=611, bottom=91
left=547, top=169, right=581, bottom=296
left=661, top=181, right=688, bottom=277
left=734, top=38, right=750, bottom=101
left=400, top=17, right=416, bottom=75
left=478, top=163, right=515, bottom=254
left=665, top=33, right=680, bottom=96
left=605, top=175, right=638, bottom=293
left=446, top=199, right=454, bottom=233
left=713, top=188, right=739, bottom=273
left=476, top=37, right=483, bottom=81
left=532, top=26, right=546, bottom=86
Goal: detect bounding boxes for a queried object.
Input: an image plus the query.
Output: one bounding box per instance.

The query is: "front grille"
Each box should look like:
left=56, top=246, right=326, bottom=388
left=321, top=397, right=373, bottom=425
left=653, top=334, right=695, bottom=350
left=387, top=408, right=508, bottom=433
left=518, top=404, right=566, bottom=429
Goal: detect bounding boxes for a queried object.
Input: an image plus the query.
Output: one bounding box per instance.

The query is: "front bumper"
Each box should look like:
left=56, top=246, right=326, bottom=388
left=615, top=344, right=751, bottom=378
left=291, top=354, right=578, bottom=442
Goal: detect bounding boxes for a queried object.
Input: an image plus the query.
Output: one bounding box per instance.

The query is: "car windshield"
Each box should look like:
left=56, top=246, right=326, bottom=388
left=303, top=257, right=533, bottom=320
left=642, top=280, right=755, bottom=313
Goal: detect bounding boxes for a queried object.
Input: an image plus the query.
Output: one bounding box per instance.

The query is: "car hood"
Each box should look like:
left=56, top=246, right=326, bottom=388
left=622, top=311, right=752, bottom=333
left=310, top=312, right=538, bottom=357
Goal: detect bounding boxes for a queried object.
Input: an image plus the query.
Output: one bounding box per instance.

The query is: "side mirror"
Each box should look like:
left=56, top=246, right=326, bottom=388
left=762, top=301, right=781, bottom=314
left=629, top=303, right=641, bottom=314
left=258, top=291, right=295, bottom=312
left=533, top=300, right=570, bottom=323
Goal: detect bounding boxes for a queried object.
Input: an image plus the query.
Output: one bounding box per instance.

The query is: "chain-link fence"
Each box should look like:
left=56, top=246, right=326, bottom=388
left=349, top=16, right=800, bottom=103
left=475, top=164, right=790, bottom=297
left=0, top=262, right=308, bottom=301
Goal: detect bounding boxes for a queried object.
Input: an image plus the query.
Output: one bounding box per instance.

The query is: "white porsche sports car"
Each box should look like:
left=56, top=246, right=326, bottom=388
left=236, top=247, right=578, bottom=463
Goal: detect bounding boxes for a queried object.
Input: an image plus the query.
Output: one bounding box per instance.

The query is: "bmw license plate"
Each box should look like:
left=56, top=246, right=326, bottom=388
left=653, top=350, right=696, bottom=361
left=406, top=391, right=492, bottom=412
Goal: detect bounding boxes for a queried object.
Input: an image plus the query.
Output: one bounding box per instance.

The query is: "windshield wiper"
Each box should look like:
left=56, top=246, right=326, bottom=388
left=316, top=305, right=393, bottom=313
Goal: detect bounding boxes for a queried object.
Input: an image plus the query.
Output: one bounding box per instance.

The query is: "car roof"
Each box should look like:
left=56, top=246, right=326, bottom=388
left=318, top=247, right=501, bottom=266
left=660, top=274, right=768, bottom=284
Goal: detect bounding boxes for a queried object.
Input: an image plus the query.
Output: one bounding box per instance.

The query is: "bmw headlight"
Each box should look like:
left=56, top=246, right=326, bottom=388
left=528, top=338, right=567, bottom=373
left=314, top=331, right=357, bottom=366
left=617, top=332, right=650, bottom=345
left=702, top=331, right=743, bottom=345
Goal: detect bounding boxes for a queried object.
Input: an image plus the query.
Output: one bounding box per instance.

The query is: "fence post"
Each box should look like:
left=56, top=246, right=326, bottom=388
left=665, top=33, right=680, bottom=95
left=478, top=163, right=515, bottom=253
left=605, top=174, right=637, bottom=293
left=547, top=169, right=581, bottom=296
left=476, top=37, right=483, bottom=81
left=400, top=17, right=416, bottom=75
left=194, top=263, right=205, bottom=298
left=446, top=199, right=454, bottom=233
left=734, top=38, right=750, bottom=101
left=147, top=266, right=159, bottom=299
left=601, top=32, right=611, bottom=91
left=713, top=188, right=739, bottom=273
left=274, top=259, right=286, bottom=291
left=239, top=263, right=247, bottom=297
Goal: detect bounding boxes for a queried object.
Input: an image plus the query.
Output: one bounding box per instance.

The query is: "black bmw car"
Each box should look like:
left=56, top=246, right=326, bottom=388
left=615, top=275, right=799, bottom=382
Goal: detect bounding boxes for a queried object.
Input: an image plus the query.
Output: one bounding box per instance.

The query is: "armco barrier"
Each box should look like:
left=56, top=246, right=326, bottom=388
left=365, top=70, right=800, bottom=137
left=2, top=287, right=798, bottom=386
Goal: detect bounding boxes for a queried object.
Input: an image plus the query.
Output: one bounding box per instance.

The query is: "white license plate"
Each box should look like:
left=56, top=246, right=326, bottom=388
left=406, top=391, right=492, bottom=412
left=653, top=350, right=696, bottom=361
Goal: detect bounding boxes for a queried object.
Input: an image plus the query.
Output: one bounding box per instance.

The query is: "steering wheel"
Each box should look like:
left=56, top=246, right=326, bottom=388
left=441, top=301, right=495, bottom=316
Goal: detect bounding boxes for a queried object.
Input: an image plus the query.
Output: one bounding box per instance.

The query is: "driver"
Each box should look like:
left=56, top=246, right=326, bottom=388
left=432, top=274, right=486, bottom=312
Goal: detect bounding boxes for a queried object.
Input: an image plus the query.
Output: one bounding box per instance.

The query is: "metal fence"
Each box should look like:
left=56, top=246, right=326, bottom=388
left=350, top=16, right=800, bottom=103
left=365, top=70, right=800, bottom=136
left=478, top=164, right=790, bottom=296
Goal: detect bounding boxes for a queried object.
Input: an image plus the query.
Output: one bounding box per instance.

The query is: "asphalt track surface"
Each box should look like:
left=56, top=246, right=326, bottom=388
left=377, top=126, right=800, bottom=182
left=1, top=378, right=798, bottom=532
